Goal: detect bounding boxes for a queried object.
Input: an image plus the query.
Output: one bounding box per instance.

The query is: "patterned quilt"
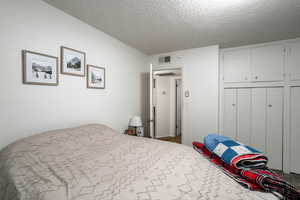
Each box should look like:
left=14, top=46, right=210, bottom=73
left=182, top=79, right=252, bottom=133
left=0, top=124, right=277, bottom=200
left=204, top=134, right=268, bottom=169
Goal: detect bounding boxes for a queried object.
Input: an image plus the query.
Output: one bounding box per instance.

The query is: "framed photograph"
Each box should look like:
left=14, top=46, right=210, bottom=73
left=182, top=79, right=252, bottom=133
left=87, top=65, right=105, bottom=89
left=61, top=46, right=86, bottom=76
left=22, top=50, right=58, bottom=86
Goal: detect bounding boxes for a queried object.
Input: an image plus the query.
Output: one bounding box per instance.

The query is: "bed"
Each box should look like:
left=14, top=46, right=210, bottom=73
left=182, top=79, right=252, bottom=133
left=0, top=124, right=277, bottom=200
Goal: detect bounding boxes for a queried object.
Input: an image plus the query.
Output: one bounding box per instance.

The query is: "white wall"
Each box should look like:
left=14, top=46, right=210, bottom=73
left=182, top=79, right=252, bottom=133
left=0, top=0, right=147, bottom=149
left=150, top=46, right=219, bottom=146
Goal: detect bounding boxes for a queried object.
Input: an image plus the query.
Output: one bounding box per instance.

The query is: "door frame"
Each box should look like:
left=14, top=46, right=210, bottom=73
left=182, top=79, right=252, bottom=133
left=175, top=79, right=182, bottom=137
left=149, top=65, right=183, bottom=139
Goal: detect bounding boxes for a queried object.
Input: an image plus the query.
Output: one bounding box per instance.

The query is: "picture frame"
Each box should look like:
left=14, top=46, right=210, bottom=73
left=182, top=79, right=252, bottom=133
left=87, top=65, right=105, bottom=89
left=22, top=50, right=58, bottom=86
left=61, top=46, right=86, bottom=77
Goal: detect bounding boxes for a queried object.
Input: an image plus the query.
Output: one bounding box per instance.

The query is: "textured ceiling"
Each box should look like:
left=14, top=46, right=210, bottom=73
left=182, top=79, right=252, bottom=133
left=43, top=0, right=300, bottom=55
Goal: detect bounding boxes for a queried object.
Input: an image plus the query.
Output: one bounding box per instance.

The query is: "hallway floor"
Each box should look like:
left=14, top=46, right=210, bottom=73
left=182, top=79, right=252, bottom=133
left=157, top=135, right=181, bottom=144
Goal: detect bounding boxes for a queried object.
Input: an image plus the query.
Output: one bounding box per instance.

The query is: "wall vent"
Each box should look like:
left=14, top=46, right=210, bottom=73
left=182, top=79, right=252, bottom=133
left=158, top=56, right=171, bottom=64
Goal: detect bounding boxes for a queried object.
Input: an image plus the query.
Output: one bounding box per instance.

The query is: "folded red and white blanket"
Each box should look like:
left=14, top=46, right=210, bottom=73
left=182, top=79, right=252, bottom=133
left=193, top=141, right=300, bottom=200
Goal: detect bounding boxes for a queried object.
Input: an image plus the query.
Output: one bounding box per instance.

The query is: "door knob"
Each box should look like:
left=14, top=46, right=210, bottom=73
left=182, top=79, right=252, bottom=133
left=185, top=91, right=190, bottom=97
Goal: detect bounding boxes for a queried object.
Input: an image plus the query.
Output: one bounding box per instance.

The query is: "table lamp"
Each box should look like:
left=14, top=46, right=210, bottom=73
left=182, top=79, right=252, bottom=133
left=129, top=116, right=142, bottom=128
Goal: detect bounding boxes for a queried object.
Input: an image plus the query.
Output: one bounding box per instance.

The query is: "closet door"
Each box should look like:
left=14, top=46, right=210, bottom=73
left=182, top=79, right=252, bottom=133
left=266, top=88, right=283, bottom=170
left=251, top=88, right=267, bottom=153
left=236, top=89, right=251, bottom=145
left=252, top=45, right=284, bottom=82
left=287, top=42, right=300, bottom=81
left=223, top=89, right=237, bottom=139
left=223, top=49, right=251, bottom=83
left=291, top=87, right=300, bottom=174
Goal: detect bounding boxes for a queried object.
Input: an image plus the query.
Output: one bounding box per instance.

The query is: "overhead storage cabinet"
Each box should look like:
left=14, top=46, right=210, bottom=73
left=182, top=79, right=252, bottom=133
left=223, top=49, right=251, bottom=83
left=223, top=45, right=285, bottom=83
left=251, top=45, right=285, bottom=82
left=287, top=42, right=300, bottom=81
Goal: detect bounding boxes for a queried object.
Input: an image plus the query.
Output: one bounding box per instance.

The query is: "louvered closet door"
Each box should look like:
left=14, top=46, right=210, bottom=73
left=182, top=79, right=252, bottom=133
left=251, top=88, right=267, bottom=153
left=223, top=87, right=283, bottom=170
left=266, top=88, right=283, bottom=170
left=291, top=87, right=300, bottom=174
left=223, top=89, right=237, bottom=139
left=236, top=89, right=251, bottom=145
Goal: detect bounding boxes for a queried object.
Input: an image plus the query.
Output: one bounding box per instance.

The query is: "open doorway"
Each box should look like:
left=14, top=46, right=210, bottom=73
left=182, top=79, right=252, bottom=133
left=151, top=68, right=182, bottom=144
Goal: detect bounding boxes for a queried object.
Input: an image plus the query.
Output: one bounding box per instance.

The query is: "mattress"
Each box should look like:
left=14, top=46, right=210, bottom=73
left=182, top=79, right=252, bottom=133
left=0, top=124, right=277, bottom=200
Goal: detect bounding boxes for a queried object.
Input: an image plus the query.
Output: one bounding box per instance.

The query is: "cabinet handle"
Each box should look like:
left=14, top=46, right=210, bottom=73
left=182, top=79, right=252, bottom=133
left=232, top=104, right=236, bottom=106
left=254, top=76, right=258, bottom=80
left=268, top=104, right=272, bottom=108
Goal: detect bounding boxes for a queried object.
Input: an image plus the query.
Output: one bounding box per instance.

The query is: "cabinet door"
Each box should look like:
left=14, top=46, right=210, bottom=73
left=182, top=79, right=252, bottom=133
left=223, top=89, right=237, bottom=139
left=291, top=87, right=300, bottom=174
left=223, top=49, right=251, bottom=83
left=266, top=88, right=283, bottom=170
left=236, top=89, right=251, bottom=145
left=252, top=45, right=284, bottom=82
left=251, top=88, right=267, bottom=153
left=287, top=42, right=300, bottom=81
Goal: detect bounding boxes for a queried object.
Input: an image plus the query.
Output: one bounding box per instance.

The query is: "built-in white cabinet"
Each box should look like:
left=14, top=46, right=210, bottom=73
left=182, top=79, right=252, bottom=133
left=287, top=42, right=300, bottom=81
left=236, top=89, right=251, bottom=145
left=223, top=49, right=251, bottom=83
left=251, top=45, right=285, bottom=82
left=221, top=39, right=300, bottom=173
left=265, top=88, right=283, bottom=170
left=223, top=44, right=285, bottom=83
left=251, top=88, right=267, bottom=152
left=223, top=89, right=237, bottom=140
left=291, top=87, right=300, bottom=174
left=223, top=87, right=283, bottom=170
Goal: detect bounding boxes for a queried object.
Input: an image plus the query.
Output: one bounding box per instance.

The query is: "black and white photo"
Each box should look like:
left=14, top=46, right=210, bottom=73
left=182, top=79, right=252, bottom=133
left=22, top=50, right=58, bottom=86
left=87, top=65, right=105, bottom=89
left=61, top=46, right=86, bottom=76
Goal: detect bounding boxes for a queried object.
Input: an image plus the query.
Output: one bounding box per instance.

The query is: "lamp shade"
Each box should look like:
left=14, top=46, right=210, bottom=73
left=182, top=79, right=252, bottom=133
left=129, top=116, right=142, bottom=127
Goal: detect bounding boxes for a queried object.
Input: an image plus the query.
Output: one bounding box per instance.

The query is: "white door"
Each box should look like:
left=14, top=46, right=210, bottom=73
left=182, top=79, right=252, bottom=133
left=223, top=49, right=251, bottom=83
left=266, top=88, right=283, bottom=170
left=149, top=64, right=154, bottom=138
left=176, top=79, right=182, bottom=136
left=155, top=77, right=171, bottom=138
left=236, top=89, right=251, bottom=145
left=252, top=45, right=284, bottom=82
left=251, top=88, right=267, bottom=153
left=287, top=42, right=300, bottom=81
left=291, top=87, right=300, bottom=174
left=223, top=89, right=237, bottom=140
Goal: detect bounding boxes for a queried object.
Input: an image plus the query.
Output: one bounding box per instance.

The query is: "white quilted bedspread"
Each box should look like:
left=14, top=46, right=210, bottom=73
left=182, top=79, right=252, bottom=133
left=0, top=124, right=277, bottom=200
